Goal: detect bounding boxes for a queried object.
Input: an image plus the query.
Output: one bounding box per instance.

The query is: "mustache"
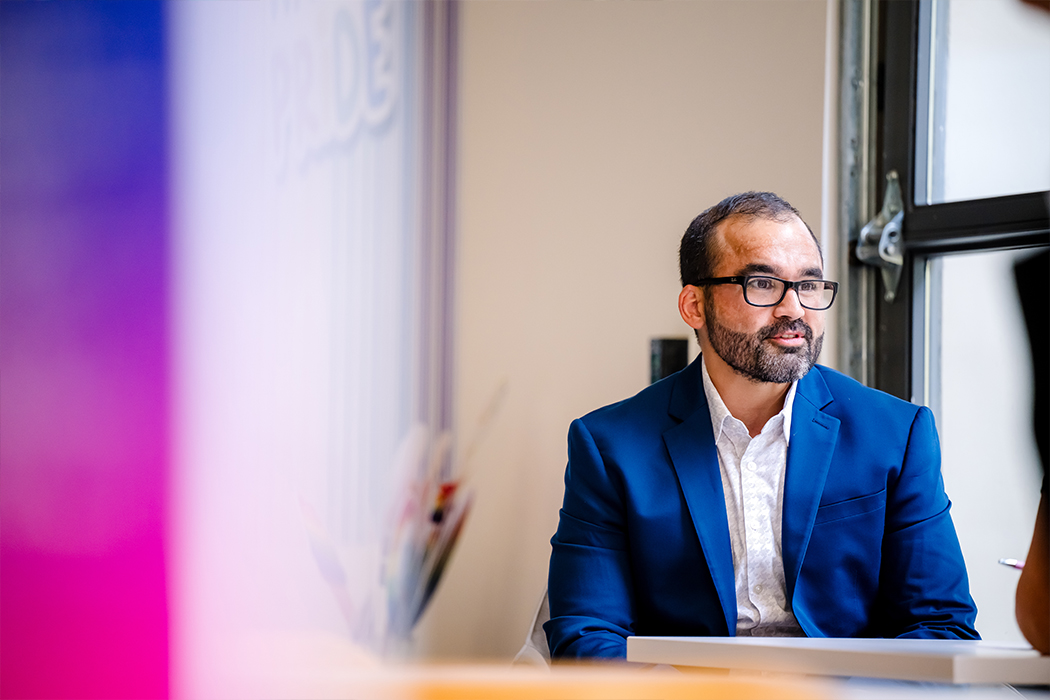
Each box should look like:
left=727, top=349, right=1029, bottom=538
left=758, top=318, right=813, bottom=342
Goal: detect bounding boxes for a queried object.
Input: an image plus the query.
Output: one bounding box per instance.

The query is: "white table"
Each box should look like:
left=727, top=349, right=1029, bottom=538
left=626, top=637, right=1050, bottom=685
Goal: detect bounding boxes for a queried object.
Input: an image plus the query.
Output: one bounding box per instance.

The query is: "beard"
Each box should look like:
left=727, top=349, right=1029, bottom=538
left=704, top=298, right=823, bottom=384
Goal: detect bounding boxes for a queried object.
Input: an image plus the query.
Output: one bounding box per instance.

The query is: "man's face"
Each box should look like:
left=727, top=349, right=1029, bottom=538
left=701, top=214, right=826, bottom=384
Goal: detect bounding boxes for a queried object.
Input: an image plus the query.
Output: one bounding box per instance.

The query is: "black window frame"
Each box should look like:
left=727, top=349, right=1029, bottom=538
left=866, top=0, right=1050, bottom=402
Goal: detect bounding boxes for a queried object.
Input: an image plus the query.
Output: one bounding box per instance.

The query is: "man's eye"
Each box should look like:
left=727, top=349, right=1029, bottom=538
left=797, top=281, right=819, bottom=293
left=749, top=278, right=777, bottom=290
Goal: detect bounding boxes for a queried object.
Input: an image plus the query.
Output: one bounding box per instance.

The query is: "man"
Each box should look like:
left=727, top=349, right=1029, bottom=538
left=545, top=192, right=978, bottom=660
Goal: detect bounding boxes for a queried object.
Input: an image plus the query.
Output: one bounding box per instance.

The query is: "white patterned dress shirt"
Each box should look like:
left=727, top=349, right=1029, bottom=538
left=701, top=357, right=804, bottom=637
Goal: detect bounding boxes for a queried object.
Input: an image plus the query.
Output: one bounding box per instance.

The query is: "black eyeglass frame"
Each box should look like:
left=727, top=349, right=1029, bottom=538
left=694, top=275, right=840, bottom=310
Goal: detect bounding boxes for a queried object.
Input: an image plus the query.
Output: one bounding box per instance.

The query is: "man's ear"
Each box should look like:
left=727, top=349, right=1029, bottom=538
left=678, top=285, right=705, bottom=332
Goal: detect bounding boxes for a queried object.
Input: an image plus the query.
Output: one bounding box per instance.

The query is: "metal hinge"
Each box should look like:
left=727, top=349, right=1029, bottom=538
left=857, top=170, right=905, bottom=302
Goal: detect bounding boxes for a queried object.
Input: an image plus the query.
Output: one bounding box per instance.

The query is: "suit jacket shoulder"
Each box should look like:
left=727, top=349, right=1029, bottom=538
left=808, top=364, right=919, bottom=414
left=804, top=365, right=929, bottom=444
left=575, top=366, right=688, bottom=445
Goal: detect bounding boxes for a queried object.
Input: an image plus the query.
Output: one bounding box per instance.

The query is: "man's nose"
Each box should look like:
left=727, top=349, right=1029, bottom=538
left=773, top=287, right=806, bottom=319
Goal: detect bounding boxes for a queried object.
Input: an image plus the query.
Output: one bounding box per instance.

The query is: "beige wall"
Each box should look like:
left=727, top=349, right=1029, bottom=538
left=417, top=0, right=831, bottom=660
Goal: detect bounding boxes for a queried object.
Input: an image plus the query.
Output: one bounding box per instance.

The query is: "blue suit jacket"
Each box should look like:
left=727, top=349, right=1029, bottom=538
left=545, top=358, right=978, bottom=659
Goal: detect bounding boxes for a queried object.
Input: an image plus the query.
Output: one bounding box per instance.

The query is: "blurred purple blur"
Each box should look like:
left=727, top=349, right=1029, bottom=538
left=1, top=3, right=170, bottom=697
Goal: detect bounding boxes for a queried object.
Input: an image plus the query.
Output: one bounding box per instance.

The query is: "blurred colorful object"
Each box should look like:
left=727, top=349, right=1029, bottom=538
left=298, top=426, right=473, bottom=649
left=0, top=3, right=170, bottom=698
left=2, top=1, right=458, bottom=695
left=384, top=428, right=473, bottom=641
left=299, top=378, right=507, bottom=652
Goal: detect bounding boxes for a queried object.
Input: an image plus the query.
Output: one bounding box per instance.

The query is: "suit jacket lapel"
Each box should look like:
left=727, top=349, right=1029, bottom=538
left=662, top=359, right=737, bottom=635
left=782, top=368, right=840, bottom=602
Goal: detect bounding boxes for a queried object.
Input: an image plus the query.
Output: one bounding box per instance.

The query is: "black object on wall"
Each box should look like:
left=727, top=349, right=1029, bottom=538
left=650, top=338, right=689, bottom=384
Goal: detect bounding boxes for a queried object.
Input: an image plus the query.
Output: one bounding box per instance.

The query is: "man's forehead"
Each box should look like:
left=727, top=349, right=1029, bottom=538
left=714, top=214, right=822, bottom=268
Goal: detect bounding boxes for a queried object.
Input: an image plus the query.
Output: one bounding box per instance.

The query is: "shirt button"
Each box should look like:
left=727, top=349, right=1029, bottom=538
left=746, top=461, right=757, bottom=471
left=754, top=584, right=764, bottom=593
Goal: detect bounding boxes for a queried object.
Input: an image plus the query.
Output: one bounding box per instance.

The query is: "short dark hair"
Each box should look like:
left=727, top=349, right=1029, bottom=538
left=679, top=191, right=820, bottom=286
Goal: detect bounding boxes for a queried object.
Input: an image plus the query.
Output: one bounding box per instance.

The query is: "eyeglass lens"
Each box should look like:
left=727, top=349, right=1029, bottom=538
left=744, top=277, right=835, bottom=309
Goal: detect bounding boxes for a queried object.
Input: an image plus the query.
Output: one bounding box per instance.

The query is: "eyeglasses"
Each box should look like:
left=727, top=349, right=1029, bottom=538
left=695, top=275, right=839, bottom=310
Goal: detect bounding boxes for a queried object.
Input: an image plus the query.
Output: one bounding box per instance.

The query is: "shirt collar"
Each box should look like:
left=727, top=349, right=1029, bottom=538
left=700, top=354, right=796, bottom=443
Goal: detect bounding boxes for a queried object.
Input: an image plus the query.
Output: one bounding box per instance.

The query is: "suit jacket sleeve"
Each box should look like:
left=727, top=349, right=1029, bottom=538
left=878, top=405, right=979, bottom=639
left=545, top=418, right=635, bottom=659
